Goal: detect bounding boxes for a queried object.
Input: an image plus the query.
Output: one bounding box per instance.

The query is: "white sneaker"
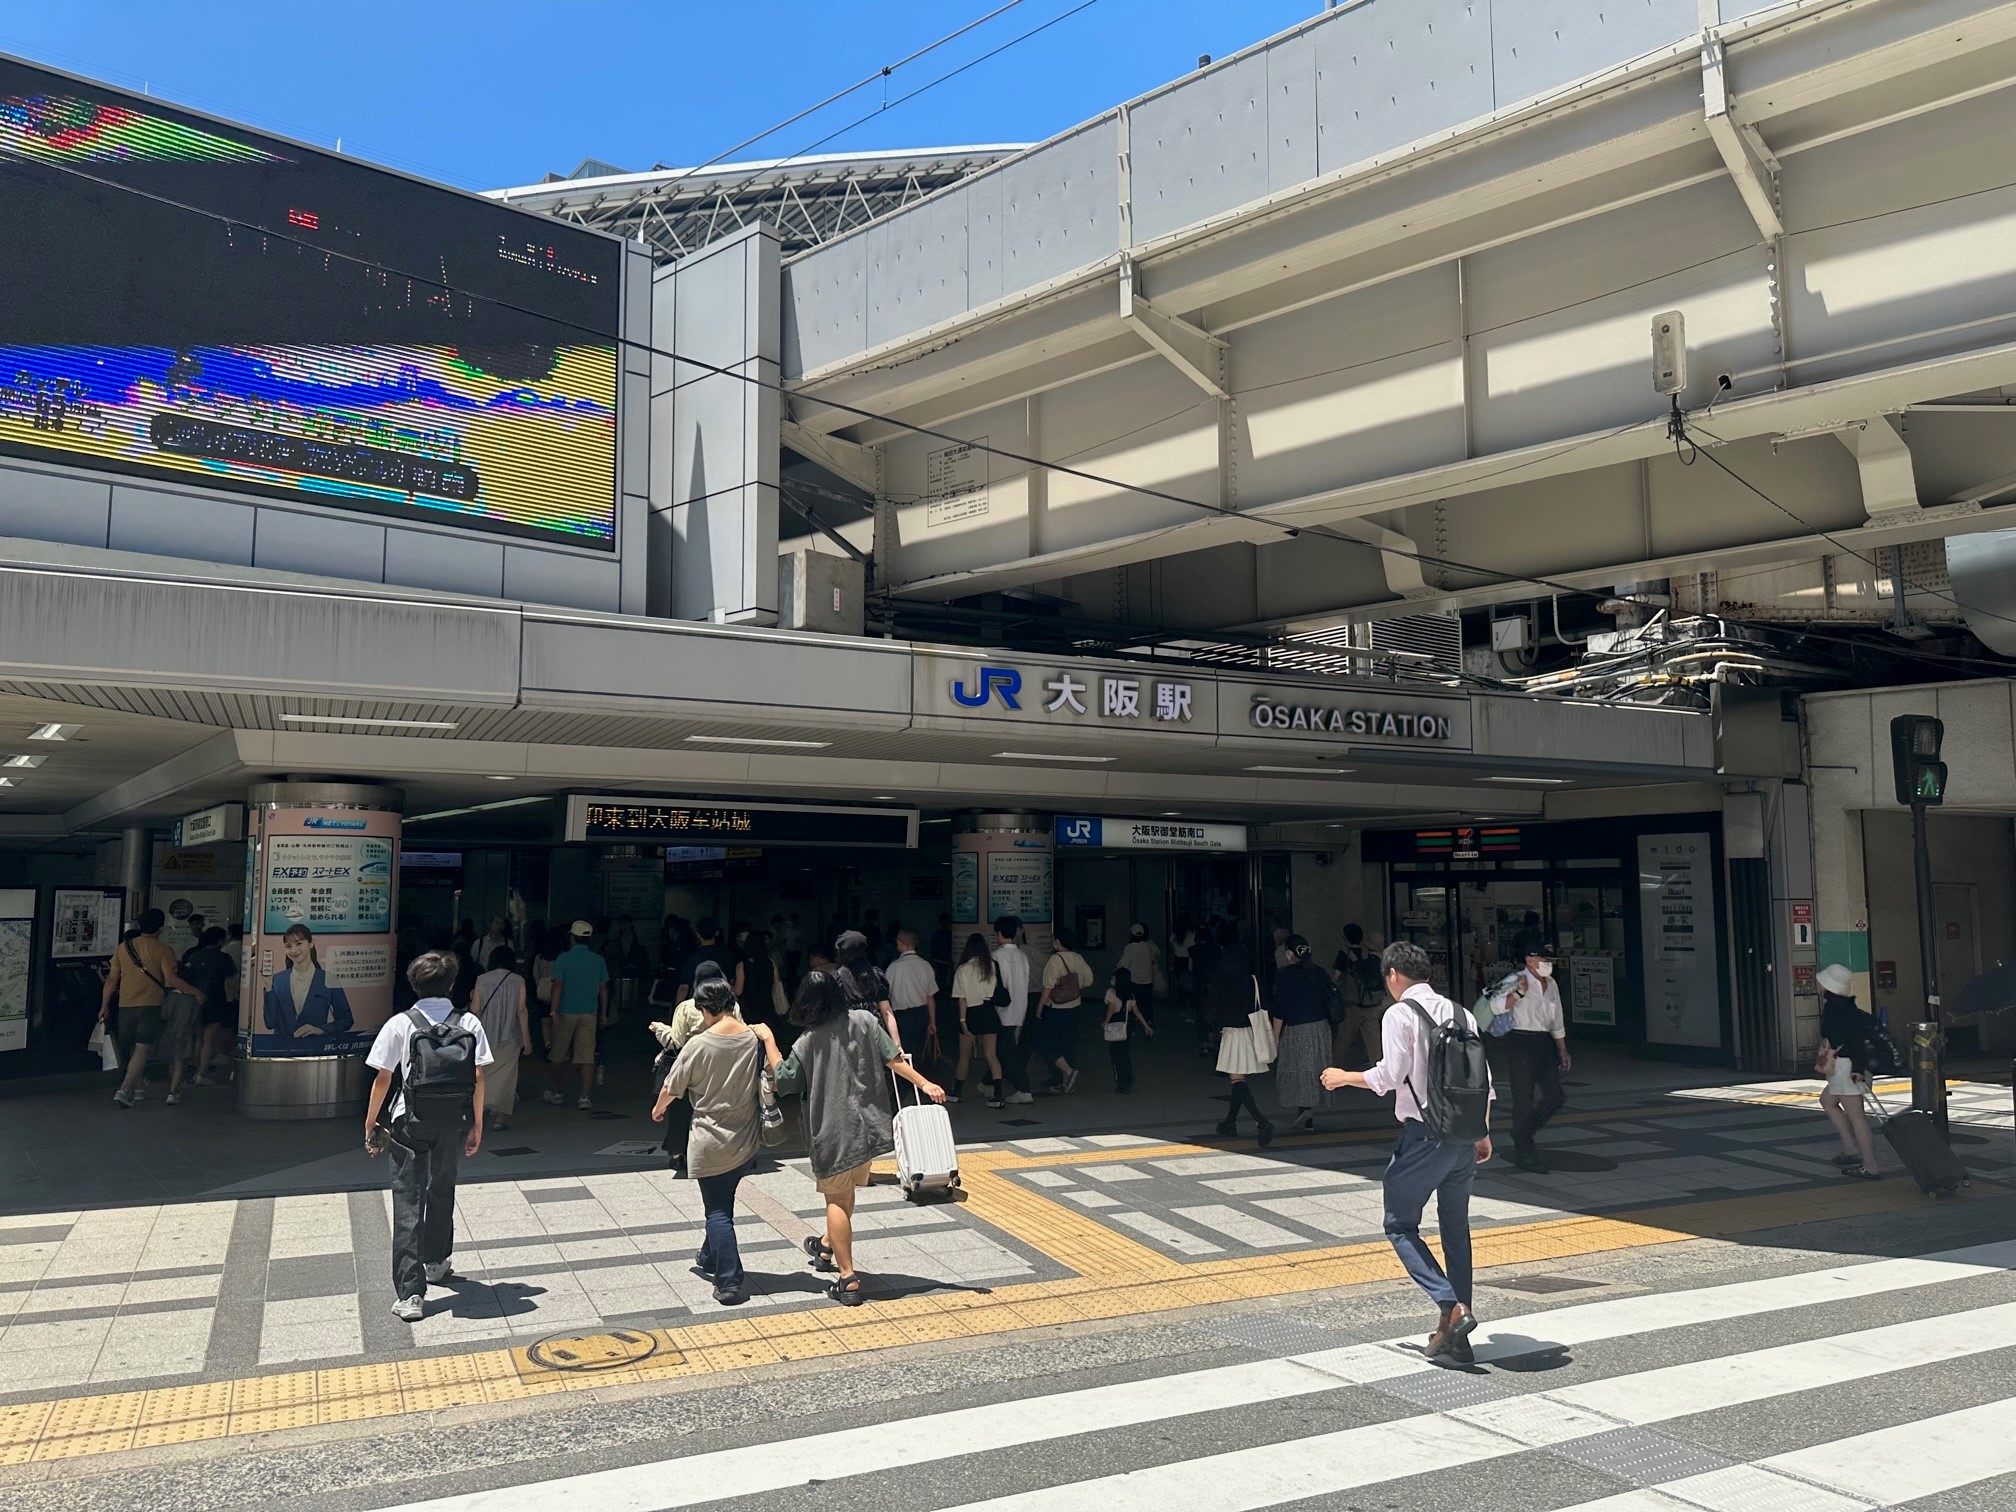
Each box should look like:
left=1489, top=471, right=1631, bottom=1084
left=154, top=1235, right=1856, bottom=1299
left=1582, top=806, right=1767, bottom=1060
left=391, top=1295, right=425, bottom=1322
left=577, top=1096, right=593, bottom=1111
left=945, top=1092, right=962, bottom=1105
left=542, top=1091, right=566, bottom=1105
left=1060, top=1067, right=1080, bottom=1094
left=1006, top=1091, right=1035, bottom=1105
left=424, top=1261, right=456, bottom=1284
left=130, top=1088, right=148, bottom=1103
left=191, top=1075, right=215, bottom=1087
left=165, top=1092, right=182, bottom=1106
left=112, top=1090, right=133, bottom=1109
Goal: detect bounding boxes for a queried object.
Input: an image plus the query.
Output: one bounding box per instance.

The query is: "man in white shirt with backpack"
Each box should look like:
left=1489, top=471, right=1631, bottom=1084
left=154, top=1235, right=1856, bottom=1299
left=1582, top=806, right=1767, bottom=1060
left=1324, top=940, right=1494, bottom=1364
left=364, top=950, right=492, bottom=1322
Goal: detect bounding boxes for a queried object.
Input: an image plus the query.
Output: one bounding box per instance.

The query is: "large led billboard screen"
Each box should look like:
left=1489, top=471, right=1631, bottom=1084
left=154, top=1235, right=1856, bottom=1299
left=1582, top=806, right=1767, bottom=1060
left=0, top=57, right=622, bottom=548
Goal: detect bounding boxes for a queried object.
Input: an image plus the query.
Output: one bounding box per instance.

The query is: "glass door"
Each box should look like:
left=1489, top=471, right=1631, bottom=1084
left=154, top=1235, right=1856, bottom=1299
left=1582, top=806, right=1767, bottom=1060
left=1550, top=875, right=1628, bottom=1034
left=1390, top=878, right=1454, bottom=995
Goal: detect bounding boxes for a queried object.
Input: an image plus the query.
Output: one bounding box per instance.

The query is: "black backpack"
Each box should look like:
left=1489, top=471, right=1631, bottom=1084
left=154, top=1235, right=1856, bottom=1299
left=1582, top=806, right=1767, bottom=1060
left=1855, top=1017, right=1905, bottom=1078
left=393, top=1006, right=481, bottom=1132
left=1403, top=999, right=1492, bottom=1143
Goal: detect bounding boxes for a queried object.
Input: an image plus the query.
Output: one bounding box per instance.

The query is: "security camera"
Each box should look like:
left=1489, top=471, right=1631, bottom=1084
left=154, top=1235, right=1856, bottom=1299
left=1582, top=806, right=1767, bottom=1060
left=1652, top=311, right=1687, bottom=396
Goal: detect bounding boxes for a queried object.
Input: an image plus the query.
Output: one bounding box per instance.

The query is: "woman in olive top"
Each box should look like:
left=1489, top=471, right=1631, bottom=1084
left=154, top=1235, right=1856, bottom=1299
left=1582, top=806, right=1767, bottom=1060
left=761, top=970, right=944, bottom=1306
left=653, top=978, right=771, bottom=1305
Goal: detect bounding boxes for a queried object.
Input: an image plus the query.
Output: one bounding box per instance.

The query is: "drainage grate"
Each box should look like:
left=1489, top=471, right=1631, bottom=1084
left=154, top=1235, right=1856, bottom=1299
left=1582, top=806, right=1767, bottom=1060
left=1491, top=1274, right=1608, bottom=1295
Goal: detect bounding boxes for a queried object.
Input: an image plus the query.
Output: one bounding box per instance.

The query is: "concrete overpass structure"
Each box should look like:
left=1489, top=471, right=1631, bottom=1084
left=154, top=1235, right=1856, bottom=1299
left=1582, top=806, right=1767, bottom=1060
left=658, top=0, right=2016, bottom=640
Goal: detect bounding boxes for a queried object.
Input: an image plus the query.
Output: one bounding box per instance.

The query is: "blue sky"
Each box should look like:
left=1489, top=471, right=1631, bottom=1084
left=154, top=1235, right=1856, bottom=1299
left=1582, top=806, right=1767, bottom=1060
left=2, top=1, right=1323, bottom=190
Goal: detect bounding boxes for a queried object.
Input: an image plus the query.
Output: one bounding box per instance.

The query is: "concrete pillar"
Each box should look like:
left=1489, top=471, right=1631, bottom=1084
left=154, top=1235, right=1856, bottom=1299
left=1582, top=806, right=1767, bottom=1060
left=117, top=826, right=148, bottom=910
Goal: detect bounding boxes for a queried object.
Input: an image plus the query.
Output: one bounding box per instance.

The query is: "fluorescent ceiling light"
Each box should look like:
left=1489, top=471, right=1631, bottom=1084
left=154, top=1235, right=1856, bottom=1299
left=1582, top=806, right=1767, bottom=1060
left=1246, top=765, right=1354, bottom=775
left=407, top=795, right=553, bottom=824
left=1479, top=775, right=1570, bottom=785
left=281, top=714, right=459, bottom=730
left=921, top=818, right=952, bottom=825
left=1, top=754, right=47, bottom=768
left=991, top=751, right=1117, bottom=764
left=27, top=723, right=79, bottom=741
left=485, top=775, right=517, bottom=781
left=1159, top=811, right=1181, bottom=816
left=686, top=734, right=832, bottom=749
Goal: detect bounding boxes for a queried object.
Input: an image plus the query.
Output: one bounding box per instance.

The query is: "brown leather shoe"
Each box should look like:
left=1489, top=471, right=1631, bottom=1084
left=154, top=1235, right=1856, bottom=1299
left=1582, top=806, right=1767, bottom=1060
left=1427, top=1302, right=1478, bottom=1360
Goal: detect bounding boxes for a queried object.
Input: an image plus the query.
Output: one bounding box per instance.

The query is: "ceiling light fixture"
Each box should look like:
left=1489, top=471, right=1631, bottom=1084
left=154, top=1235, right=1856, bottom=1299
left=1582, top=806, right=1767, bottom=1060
left=406, top=794, right=554, bottom=824
left=1, top=754, right=47, bottom=769
left=1479, top=775, right=1569, bottom=785
left=1246, top=765, right=1354, bottom=775
left=26, top=723, right=80, bottom=741
left=280, top=714, right=459, bottom=730
left=485, top=775, right=517, bottom=782
left=685, top=735, right=833, bottom=749
left=991, top=751, right=1117, bottom=764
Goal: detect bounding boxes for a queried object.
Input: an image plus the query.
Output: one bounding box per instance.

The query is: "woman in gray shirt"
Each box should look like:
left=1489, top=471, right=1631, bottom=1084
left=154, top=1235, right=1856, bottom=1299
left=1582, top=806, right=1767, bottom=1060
left=765, top=970, right=943, bottom=1305
left=653, top=979, right=772, bottom=1305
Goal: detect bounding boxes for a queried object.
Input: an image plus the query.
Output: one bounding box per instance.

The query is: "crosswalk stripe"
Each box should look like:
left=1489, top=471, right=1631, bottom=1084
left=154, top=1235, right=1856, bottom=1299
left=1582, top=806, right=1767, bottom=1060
left=369, top=1355, right=1343, bottom=1512
left=940, top=1299, right=2016, bottom=1510
left=369, top=1239, right=2016, bottom=1512
left=1763, top=1396, right=2016, bottom=1504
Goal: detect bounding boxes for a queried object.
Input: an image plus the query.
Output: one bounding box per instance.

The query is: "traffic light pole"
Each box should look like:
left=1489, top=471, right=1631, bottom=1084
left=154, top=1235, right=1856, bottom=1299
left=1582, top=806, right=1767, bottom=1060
left=1909, top=797, right=1947, bottom=1135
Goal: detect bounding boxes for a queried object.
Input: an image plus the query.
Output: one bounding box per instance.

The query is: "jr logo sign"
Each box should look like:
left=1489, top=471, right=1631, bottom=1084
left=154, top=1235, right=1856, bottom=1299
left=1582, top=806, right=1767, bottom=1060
left=952, top=666, right=1022, bottom=710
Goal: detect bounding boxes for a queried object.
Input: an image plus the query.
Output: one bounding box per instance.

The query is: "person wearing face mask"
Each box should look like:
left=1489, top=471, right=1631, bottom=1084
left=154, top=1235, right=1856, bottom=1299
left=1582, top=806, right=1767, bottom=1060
left=1488, top=931, right=1571, bottom=1173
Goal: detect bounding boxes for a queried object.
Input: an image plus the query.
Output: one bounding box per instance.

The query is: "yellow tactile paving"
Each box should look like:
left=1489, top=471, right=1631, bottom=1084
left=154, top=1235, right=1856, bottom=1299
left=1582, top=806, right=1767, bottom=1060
left=0, top=1130, right=1998, bottom=1467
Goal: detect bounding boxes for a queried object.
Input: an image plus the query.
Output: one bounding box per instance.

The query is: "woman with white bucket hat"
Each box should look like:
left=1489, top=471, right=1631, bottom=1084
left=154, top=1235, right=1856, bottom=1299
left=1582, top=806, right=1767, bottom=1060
left=1814, top=963, right=1881, bottom=1179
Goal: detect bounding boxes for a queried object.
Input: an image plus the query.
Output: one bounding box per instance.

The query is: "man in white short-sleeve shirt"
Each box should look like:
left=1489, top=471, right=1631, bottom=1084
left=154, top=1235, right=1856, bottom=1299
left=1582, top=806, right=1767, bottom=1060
left=991, top=916, right=1036, bottom=1105
left=365, top=950, right=492, bottom=1322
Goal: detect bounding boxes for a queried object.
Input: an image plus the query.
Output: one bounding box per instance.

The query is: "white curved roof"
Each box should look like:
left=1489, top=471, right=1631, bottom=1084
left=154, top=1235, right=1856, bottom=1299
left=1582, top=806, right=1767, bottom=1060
left=488, top=145, right=1025, bottom=260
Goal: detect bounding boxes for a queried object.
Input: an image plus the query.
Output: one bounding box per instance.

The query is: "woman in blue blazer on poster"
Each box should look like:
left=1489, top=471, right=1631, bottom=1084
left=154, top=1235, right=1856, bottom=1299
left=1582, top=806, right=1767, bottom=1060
left=264, top=923, right=354, bottom=1042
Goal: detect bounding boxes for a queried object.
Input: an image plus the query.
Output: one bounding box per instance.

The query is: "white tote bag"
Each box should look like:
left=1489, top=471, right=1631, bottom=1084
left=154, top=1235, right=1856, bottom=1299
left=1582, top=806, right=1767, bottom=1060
left=1246, top=978, right=1277, bottom=1064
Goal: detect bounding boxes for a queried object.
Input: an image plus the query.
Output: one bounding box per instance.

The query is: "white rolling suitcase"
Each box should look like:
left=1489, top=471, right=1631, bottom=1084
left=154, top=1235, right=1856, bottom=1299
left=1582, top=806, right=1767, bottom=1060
left=892, top=1067, right=959, bottom=1200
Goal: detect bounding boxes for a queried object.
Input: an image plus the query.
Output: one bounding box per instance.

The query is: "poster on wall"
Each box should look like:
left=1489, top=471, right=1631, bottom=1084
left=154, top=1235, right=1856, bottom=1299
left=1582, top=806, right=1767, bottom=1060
left=0, top=890, right=34, bottom=1053
left=986, top=851, right=1054, bottom=926
left=951, top=852, right=979, bottom=925
left=248, top=808, right=399, bottom=1057
left=1567, top=954, right=1617, bottom=1028
left=51, top=887, right=122, bottom=959
left=1637, top=833, right=1722, bottom=1048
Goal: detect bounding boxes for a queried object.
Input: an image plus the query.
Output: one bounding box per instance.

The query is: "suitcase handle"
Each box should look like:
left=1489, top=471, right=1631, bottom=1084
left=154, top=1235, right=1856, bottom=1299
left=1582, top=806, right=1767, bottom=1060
left=891, top=1056, right=925, bottom=1109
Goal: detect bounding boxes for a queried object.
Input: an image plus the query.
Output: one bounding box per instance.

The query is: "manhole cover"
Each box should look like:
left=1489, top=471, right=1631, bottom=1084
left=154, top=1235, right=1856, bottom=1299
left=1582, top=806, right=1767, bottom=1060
left=525, top=1329, right=667, bottom=1373
left=1492, top=1274, right=1607, bottom=1295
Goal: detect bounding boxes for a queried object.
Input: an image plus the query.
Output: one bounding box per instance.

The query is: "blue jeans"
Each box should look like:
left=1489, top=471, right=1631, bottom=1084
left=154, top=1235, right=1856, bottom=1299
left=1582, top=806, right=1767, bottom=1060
left=1382, top=1120, right=1478, bottom=1309
left=696, top=1160, right=750, bottom=1290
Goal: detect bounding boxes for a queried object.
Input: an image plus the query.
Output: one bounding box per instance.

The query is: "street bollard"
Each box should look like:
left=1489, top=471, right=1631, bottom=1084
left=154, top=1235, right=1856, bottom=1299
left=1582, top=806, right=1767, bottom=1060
left=1911, top=1021, right=1945, bottom=1136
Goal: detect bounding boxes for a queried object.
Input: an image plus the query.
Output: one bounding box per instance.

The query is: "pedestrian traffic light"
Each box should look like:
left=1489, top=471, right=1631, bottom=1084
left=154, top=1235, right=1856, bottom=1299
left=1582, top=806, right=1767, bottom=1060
left=1889, top=715, right=1946, bottom=807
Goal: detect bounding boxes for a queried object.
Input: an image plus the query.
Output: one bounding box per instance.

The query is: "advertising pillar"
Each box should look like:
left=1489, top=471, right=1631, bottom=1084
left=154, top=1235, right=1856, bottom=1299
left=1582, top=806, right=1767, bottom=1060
left=237, top=783, right=403, bottom=1120
left=952, top=814, right=1054, bottom=960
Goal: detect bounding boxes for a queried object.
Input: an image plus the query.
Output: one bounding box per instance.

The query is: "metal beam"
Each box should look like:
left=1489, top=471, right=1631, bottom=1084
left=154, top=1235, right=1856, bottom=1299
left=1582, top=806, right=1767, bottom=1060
left=1703, top=35, right=1783, bottom=242
left=781, top=419, right=880, bottom=496
left=1119, top=258, right=1228, bottom=399
left=1322, top=518, right=1434, bottom=599
left=1835, top=415, right=1921, bottom=520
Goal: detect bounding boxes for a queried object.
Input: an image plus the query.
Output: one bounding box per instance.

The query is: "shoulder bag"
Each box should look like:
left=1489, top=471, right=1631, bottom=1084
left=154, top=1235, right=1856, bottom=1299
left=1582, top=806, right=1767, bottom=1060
left=753, top=1037, right=787, bottom=1147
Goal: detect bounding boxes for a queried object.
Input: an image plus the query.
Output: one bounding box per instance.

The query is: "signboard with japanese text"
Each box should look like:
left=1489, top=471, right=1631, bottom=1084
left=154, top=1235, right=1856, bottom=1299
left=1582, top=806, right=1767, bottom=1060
left=263, top=836, right=393, bottom=935
left=1054, top=816, right=1247, bottom=853
left=51, top=887, right=122, bottom=959
left=951, top=852, right=980, bottom=922
left=174, top=803, right=244, bottom=847
left=1637, top=832, right=1724, bottom=1049
left=0, top=889, right=32, bottom=1053
left=986, top=850, right=1053, bottom=925
left=913, top=655, right=1217, bottom=737
left=565, top=796, right=917, bottom=849
left=1567, top=954, right=1618, bottom=1027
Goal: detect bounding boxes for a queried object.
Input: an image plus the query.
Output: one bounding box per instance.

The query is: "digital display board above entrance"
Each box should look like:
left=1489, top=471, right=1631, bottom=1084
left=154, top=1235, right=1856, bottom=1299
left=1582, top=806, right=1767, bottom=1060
left=566, top=797, right=918, bottom=849
left=0, top=56, right=621, bottom=548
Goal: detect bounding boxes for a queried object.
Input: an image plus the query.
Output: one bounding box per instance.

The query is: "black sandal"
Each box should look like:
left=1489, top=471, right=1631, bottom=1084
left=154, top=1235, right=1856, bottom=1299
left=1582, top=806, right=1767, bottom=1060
left=827, top=1273, right=864, bottom=1306
left=803, top=1236, right=837, bottom=1273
